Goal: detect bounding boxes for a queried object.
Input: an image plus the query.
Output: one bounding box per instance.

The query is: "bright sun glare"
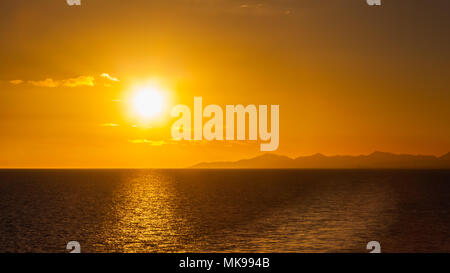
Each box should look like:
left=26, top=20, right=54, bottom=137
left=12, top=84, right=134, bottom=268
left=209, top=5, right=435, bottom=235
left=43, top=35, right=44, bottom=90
left=132, top=87, right=164, bottom=119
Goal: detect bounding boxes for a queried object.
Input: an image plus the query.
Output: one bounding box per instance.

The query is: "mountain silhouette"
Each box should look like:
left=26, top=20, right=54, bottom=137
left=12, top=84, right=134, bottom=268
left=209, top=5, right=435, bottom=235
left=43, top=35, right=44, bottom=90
left=192, top=151, right=450, bottom=169
left=439, top=152, right=450, bottom=161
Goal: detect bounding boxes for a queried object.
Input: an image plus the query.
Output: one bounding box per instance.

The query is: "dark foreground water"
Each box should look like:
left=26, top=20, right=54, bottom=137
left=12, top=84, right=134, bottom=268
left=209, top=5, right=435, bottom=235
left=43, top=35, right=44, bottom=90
left=0, top=169, right=449, bottom=253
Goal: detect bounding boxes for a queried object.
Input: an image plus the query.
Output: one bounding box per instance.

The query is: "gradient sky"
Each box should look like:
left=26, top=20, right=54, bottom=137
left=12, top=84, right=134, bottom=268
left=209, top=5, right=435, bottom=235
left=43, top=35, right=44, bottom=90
left=0, top=0, right=449, bottom=168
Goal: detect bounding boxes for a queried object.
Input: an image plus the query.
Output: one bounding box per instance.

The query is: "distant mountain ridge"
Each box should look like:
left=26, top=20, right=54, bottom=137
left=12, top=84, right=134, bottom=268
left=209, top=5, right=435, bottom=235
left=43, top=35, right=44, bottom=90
left=192, top=152, right=450, bottom=169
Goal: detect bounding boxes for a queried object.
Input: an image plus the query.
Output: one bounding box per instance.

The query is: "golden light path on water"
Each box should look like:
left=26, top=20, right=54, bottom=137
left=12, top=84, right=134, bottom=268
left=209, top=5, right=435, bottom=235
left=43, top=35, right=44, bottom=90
left=89, top=170, right=401, bottom=253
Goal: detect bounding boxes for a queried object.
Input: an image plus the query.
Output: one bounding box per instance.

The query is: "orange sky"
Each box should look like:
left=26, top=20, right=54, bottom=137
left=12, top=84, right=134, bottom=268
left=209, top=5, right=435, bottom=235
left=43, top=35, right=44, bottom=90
left=0, top=0, right=449, bottom=168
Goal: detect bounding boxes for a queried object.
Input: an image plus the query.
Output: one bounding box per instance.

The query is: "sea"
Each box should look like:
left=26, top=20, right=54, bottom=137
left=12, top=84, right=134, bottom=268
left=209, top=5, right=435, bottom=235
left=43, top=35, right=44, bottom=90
left=0, top=169, right=449, bottom=253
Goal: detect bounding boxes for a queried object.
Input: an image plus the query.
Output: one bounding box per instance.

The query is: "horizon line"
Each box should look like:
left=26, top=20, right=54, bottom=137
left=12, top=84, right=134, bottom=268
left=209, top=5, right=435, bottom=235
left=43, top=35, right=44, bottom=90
left=1, top=151, right=449, bottom=169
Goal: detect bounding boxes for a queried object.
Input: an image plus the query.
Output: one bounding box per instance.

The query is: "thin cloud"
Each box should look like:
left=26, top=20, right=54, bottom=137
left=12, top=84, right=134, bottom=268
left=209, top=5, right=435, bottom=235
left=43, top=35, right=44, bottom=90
left=100, top=123, right=120, bottom=127
left=62, top=76, right=95, bottom=87
left=29, top=78, right=59, bottom=88
left=10, top=73, right=118, bottom=88
left=9, top=80, right=24, bottom=85
left=128, top=139, right=166, bottom=146
left=28, top=76, right=94, bottom=88
left=100, top=73, right=119, bottom=82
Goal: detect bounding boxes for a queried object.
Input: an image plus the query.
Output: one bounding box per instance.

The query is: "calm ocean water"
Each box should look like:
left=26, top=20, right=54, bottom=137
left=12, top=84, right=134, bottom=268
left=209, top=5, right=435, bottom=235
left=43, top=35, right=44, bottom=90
left=0, top=169, right=449, bottom=253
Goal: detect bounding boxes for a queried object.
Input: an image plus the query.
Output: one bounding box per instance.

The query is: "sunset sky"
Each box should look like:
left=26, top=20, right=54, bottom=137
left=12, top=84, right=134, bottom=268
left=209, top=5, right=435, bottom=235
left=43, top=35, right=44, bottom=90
left=0, top=0, right=449, bottom=168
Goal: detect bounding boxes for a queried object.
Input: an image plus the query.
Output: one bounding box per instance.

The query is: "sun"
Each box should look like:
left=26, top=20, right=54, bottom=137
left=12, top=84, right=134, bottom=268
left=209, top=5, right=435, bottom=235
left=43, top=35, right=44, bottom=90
left=131, top=86, right=165, bottom=119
